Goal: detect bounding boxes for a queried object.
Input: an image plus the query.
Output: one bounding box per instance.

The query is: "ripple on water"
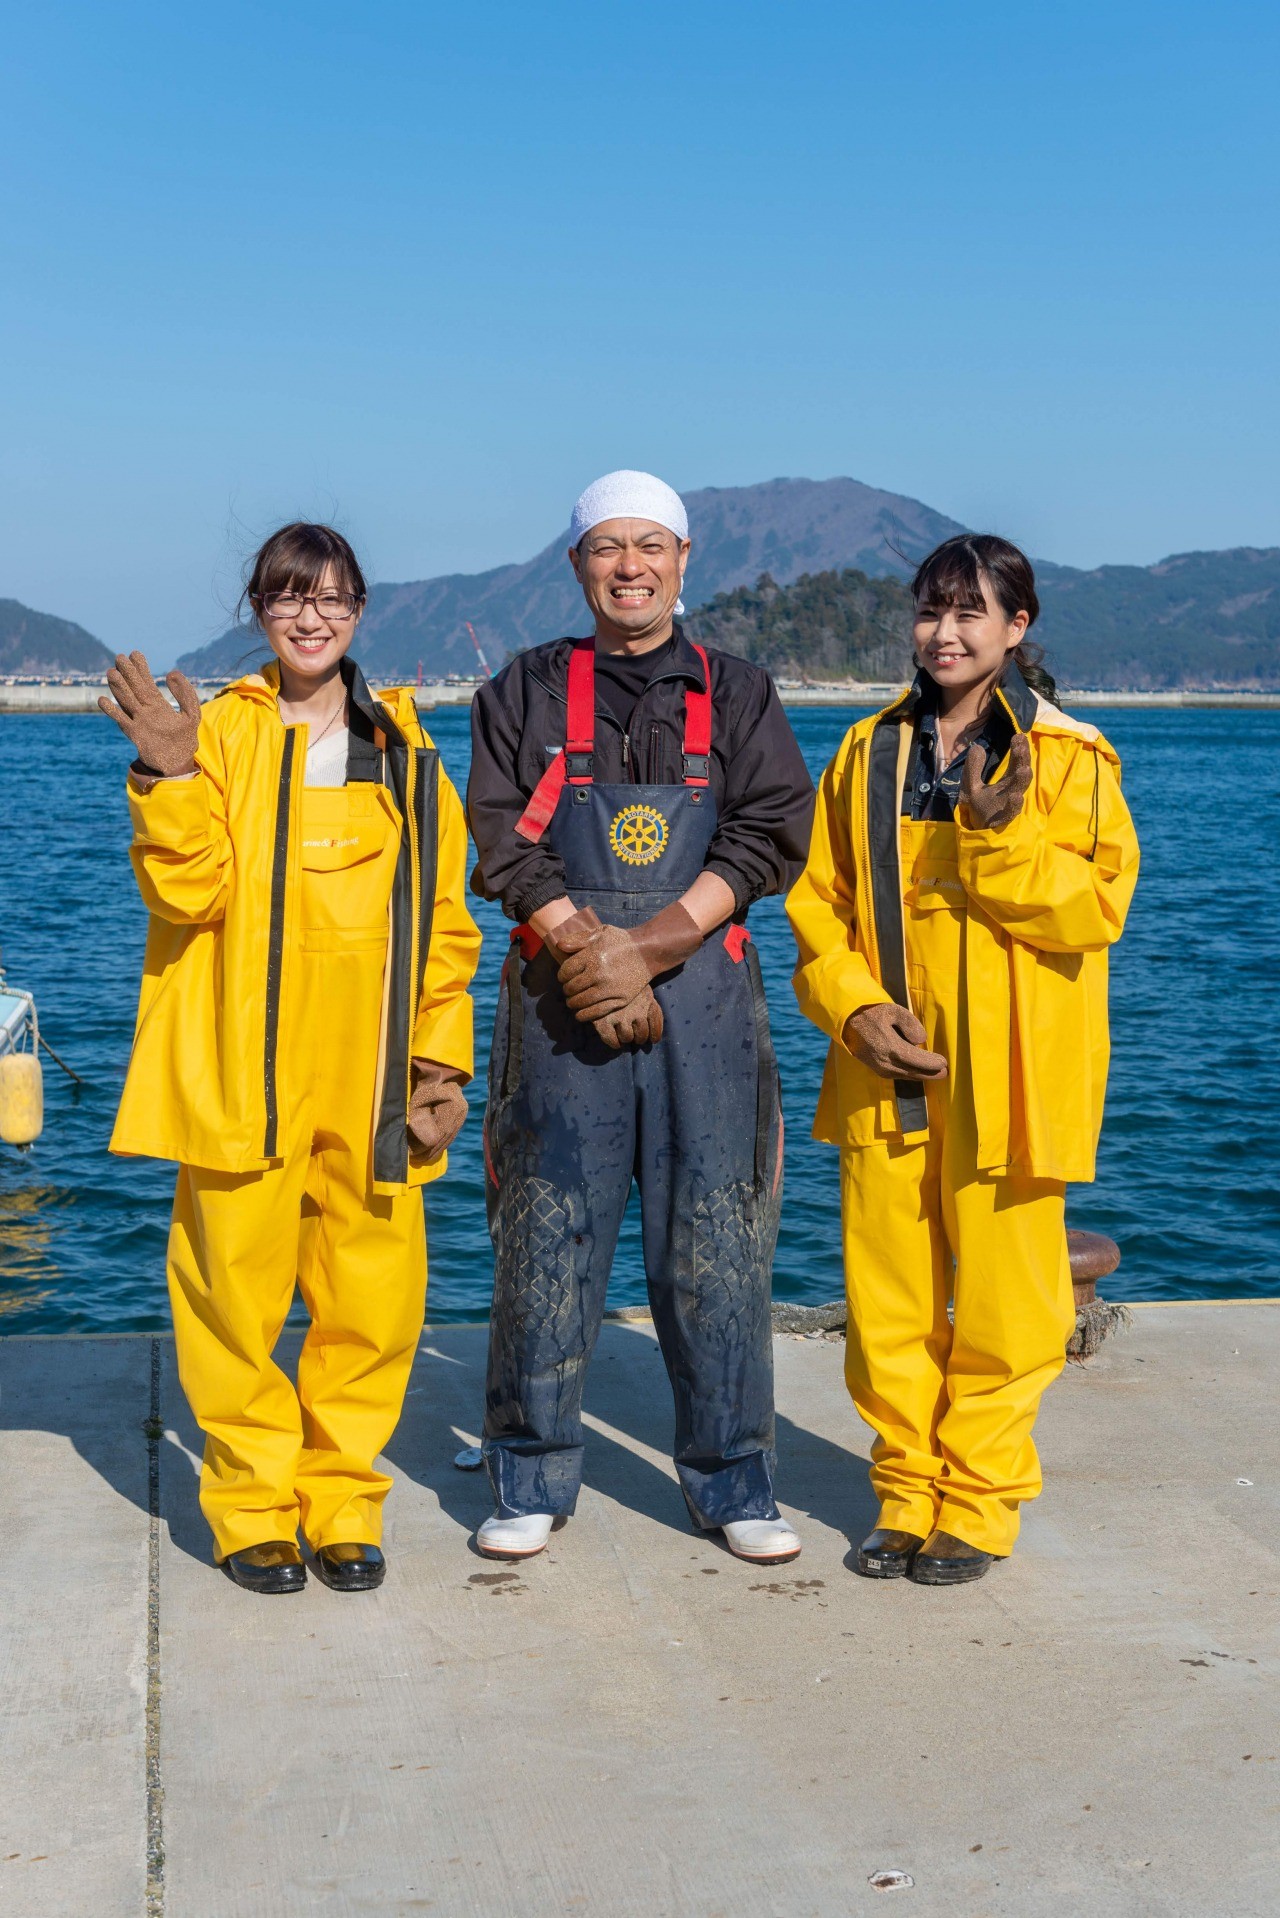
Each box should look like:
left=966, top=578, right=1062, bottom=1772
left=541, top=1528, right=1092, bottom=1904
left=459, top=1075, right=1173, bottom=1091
left=1, top=705, right=1277, bottom=1334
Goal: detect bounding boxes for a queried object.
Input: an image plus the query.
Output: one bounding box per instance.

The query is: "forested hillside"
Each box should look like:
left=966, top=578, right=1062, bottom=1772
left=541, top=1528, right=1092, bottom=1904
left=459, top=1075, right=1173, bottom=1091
left=684, top=569, right=913, bottom=681
left=687, top=550, right=1280, bottom=690
left=0, top=599, right=113, bottom=676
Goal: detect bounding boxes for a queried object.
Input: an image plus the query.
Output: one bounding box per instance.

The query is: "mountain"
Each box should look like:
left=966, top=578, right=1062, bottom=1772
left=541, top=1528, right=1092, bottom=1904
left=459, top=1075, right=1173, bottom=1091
left=174, top=477, right=964, bottom=679
left=686, top=548, right=1280, bottom=690
left=0, top=599, right=114, bottom=676
left=1034, top=548, right=1280, bottom=689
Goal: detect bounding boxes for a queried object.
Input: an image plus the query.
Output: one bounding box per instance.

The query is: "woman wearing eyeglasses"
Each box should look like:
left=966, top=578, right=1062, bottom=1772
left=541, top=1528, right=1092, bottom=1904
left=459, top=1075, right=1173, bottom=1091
left=102, top=522, right=481, bottom=1594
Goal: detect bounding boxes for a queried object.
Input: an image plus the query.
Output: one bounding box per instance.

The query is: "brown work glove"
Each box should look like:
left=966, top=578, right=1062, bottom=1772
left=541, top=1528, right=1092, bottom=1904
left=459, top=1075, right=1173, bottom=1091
left=98, top=652, right=202, bottom=777
left=543, top=906, right=605, bottom=963
left=557, top=903, right=702, bottom=1020
left=592, top=989, right=665, bottom=1050
left=544, top=905, right=669, bottom=1048
left=407, top=1060, right=469, bottom=1163
left=960, top=732, right=1032, bottom=832
left=843, top=1003, right=947, bottom=1080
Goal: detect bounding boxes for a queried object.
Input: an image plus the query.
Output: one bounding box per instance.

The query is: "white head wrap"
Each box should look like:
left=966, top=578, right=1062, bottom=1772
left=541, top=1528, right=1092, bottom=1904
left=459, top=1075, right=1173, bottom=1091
left=569, top=470, right=689, bottom=615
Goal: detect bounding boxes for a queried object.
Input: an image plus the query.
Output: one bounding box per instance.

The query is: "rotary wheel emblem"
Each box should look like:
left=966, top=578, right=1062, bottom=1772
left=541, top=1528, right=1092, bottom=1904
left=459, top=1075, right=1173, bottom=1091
left=609, top=804, right=669, bottom=866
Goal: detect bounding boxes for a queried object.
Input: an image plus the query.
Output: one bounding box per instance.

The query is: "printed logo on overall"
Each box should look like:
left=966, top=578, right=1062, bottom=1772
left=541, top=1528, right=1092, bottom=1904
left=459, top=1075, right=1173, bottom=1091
left=609, top=804, right=669, bottom=866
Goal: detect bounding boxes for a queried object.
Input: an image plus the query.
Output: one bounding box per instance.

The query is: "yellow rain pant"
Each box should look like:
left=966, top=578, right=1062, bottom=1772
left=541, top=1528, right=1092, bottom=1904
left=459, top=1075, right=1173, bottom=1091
left=840, top=820, right=1076, bottom=1557
left=167, top=782, right=428, bottom=1560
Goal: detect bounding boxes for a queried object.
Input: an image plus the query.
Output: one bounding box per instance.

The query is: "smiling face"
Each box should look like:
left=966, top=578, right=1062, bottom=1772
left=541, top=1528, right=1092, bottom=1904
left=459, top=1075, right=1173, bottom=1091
left=569, top=518, right=690, bottom=649
left=913, top=568, right=1028, bottom=704
left=254, top=561, right=364, bottom=686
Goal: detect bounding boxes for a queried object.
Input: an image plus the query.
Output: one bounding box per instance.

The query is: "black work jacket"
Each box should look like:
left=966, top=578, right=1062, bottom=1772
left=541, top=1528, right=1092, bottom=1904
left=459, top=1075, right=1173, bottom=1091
left=467, top=626, right=815, bottom=922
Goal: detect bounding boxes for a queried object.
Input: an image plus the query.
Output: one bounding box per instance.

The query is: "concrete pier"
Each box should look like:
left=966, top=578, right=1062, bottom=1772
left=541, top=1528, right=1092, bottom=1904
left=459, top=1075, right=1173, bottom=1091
left=3, top=1303, right=1278, bottom=1916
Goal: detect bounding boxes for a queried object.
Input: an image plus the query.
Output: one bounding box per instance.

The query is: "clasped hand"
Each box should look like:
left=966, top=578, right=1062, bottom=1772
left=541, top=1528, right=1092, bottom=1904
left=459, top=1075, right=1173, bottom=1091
left=551, top=903, right=704, bottom=1050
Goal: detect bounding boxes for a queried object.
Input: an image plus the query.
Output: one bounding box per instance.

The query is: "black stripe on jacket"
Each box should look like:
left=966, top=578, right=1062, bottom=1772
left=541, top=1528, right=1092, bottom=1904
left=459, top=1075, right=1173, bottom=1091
left=864, top=660, right=1040, bottom=1138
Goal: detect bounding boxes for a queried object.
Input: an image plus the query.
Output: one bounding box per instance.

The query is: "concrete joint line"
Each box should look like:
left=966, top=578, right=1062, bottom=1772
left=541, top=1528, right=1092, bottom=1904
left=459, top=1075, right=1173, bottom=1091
left=145, top=1337, right=165, bottom=1915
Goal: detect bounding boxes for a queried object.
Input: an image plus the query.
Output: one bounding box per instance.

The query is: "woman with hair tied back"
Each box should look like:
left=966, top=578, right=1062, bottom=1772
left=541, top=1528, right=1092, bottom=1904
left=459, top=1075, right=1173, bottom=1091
left=100, top=524, right=481, bottom=1595
left=788, top=534, right=1140, bottom=1585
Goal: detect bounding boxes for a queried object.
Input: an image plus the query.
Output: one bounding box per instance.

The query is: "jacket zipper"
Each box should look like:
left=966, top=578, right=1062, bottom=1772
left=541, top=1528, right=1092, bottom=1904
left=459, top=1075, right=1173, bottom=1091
left=263, top=726, right=297, bottom=1158
left=402, top=742, right=420, bottom=1164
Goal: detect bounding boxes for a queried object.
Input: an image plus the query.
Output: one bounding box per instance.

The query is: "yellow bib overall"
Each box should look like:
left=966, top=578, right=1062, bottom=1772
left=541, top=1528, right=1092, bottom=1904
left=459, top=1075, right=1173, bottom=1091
left=166, top=781, right=430, bottom=1560
left=839, top=820, right=1077, bottom=1556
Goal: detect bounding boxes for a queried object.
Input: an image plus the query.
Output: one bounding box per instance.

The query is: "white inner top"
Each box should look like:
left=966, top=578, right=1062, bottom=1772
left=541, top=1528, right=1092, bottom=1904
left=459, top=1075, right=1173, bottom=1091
left=305, top=726, right=349, bottom=788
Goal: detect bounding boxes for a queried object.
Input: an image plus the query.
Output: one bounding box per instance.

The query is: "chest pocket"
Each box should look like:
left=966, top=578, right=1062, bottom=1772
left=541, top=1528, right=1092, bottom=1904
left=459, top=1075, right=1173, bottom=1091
left=299, top=785, right=402, bottom=939
left=907, top=866, right=967, bottom=913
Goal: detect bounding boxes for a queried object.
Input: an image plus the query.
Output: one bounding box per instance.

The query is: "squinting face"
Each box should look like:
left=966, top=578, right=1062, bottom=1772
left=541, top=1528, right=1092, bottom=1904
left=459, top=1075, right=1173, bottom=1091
left=256, top=562, right=363, bottom=682
left=912, top=571, right=1027, bottom=696
left=569, top=519, right=690, bottom=640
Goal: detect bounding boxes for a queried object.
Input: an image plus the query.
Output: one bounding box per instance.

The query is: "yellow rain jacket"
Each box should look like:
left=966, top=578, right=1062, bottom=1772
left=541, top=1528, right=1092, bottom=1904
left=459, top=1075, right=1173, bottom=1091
left=111, top=658, right=480, bottom=1194
left=787, top=665, right=1140, bottom=1182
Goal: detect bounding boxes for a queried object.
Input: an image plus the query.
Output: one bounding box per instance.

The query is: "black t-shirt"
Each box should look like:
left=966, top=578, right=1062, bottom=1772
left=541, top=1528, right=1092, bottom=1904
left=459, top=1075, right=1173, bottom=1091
left=593, top=636, right=677, bottom=734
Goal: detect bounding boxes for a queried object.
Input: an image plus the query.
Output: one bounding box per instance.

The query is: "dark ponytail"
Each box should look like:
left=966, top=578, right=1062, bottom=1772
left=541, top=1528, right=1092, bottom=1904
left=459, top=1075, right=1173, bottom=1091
left=910, top=533, right=1060, bottom=708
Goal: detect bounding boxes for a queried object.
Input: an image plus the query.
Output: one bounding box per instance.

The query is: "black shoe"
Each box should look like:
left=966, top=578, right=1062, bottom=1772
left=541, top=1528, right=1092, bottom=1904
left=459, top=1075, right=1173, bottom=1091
left=856, top=1528, right=925, bottom=1578
left=224, top=1541, right=306, bottom=1594
left=910, top=1529, right=997, bottom=1585
left=313, top=1543, right=386, bottom=1592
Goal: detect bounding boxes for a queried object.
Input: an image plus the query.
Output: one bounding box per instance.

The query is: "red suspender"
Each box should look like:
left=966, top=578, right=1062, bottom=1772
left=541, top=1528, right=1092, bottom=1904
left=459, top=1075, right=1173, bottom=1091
left=564, top=640, right=596, bottom=780
left=514, top=639, right=712, bottom=842
left=514, top=641, right=595, bottom=842
left=683, top=644, right=712, bottom=786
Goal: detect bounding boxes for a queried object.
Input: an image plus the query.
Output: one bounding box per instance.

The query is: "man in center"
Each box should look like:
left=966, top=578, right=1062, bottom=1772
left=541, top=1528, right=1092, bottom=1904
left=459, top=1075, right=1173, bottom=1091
left=467, top=470, right=815, bottom=1563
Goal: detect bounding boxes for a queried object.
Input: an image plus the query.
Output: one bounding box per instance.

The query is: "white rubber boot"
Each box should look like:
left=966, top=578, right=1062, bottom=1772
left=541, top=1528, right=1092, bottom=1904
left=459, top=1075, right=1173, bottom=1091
left=720, top=1518, right=802, bottom=1564
left=476, top=1512, right=555, bottom=1560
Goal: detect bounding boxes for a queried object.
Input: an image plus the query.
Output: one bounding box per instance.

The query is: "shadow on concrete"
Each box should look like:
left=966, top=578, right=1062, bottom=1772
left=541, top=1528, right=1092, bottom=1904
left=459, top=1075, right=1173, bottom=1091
left=0, top=1334, right=205, bottom=1569
left=0, top=1321, right=876, bottom=1573
left=386, top=1323, right=878, bottom=1553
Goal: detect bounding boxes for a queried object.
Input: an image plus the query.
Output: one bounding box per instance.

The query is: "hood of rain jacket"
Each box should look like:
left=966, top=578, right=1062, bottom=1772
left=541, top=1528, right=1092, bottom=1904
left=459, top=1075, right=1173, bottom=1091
left=786, top=664, right=1140, bottom=1182
left=110, top=657, right=480, bottom=1193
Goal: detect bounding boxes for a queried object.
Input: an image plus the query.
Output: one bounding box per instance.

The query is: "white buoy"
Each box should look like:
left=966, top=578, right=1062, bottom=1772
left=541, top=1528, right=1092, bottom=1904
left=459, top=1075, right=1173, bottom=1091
left=0, top=978, right=44, bottom=1147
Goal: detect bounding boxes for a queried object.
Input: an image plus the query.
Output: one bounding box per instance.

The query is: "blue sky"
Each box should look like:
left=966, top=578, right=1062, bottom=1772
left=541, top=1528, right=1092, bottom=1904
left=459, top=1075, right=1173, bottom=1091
left=2, top=0, right=1277, bottom=660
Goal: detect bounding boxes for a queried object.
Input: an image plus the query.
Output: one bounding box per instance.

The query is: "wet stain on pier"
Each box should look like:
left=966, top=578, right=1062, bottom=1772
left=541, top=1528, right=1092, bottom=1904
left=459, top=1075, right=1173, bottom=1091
left=748, top=1578, right=825, bottom=1599
left=468, top=1571, right=526, bottom=1594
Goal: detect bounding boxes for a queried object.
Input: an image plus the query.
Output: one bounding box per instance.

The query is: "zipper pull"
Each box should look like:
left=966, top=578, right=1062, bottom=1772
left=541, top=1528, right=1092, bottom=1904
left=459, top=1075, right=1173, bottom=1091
left=622, top=732, right=630, bottom=772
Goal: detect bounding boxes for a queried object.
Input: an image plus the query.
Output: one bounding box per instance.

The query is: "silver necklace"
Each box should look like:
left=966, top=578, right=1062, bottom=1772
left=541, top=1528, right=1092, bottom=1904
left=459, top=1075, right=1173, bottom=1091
left=281, top=690, right=347, bottom=748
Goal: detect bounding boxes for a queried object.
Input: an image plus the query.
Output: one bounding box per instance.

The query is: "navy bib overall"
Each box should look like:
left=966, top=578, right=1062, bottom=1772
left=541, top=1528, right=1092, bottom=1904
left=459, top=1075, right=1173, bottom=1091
left=482, top=640, right=784, bottom=1528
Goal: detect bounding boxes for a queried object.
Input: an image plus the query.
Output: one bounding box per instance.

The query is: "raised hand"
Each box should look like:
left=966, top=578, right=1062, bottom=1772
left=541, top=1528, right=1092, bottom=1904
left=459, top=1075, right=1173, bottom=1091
left=960, top=732, right=1032, bottom=831
left=98, top=652, right=201, bottom=777
left=843, top=1002, right=947, bottom=1080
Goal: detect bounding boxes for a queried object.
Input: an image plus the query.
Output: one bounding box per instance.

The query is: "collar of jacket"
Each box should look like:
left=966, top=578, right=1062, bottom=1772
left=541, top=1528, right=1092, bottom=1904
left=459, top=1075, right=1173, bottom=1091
left=889, top=658, right=1039, bottom=733
left=223, top=654, right=414, bottom=745
left=530, top=622, right=708, bottom=706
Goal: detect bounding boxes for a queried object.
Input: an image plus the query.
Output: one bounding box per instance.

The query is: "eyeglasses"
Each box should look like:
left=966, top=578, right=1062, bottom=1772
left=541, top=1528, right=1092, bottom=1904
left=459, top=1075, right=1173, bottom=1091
left=259, top=591, right=363, bottom=621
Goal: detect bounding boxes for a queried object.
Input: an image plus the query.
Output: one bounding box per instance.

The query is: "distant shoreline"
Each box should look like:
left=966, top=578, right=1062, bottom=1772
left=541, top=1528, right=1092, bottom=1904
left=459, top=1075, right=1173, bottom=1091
left=4, top=680, right=1279, bottom=715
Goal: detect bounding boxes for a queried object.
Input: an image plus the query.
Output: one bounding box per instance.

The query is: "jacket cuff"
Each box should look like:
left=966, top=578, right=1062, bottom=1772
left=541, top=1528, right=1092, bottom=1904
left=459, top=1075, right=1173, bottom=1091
left=794, top=962, right=893, bottom=1045
left=410, top=997, right=474, bottom=1081
left=126, top=769, right=212, bottom=845
left=509, top=871, right=571, bottom=924
left=703, top=859, right=752, bottom=913
left=955, top=806, right=1036, bottom=890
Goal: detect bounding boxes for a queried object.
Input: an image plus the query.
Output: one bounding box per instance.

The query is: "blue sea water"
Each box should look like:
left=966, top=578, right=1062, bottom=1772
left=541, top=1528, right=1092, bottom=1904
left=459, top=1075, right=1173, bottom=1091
left=0, top=704, right=1277, bottom=1333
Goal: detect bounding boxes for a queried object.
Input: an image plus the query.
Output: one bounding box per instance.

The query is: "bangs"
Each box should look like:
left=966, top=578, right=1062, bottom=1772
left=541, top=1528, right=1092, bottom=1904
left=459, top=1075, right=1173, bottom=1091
left=246, top=523, right=366, bottom=606
left=911, top=542, right=989, bottom=614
